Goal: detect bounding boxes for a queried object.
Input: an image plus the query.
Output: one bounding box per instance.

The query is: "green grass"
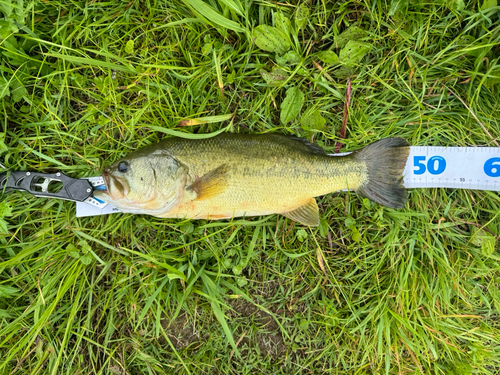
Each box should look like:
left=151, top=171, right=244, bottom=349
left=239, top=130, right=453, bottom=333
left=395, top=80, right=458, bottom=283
left=0, top=0, right=500, bottom=373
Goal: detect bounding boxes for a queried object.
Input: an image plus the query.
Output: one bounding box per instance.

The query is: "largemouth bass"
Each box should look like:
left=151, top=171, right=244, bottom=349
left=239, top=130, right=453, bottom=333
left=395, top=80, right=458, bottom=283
left=95, top=134, right=409, bottom=226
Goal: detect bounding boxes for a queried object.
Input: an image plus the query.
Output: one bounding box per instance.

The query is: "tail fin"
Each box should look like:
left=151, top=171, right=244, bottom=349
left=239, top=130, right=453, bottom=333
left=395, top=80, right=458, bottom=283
left=352, top=138, right=410, bottom=208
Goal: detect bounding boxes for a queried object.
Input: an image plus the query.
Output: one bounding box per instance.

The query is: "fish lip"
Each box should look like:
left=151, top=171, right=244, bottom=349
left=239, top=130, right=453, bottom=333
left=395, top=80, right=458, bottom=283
left=101, top=169, right=110, bottom=191
left=102, top=170, right=127, bottom=199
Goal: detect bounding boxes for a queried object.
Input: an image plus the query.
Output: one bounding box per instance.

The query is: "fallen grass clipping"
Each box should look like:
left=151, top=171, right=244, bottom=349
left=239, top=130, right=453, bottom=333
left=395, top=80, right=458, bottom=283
left=1, top=0, right=500, bottom=373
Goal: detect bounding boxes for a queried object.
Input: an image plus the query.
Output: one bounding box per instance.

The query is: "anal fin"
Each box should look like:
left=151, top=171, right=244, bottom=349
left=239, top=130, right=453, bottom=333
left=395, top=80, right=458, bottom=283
left=188, top=164, right=229, bottom=201
left=281, top=198, right=319, bottom=226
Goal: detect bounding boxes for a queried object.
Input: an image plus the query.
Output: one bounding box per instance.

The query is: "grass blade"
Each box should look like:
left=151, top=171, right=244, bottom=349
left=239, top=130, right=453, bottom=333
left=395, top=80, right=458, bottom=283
left=145, top=124, right=230, bottom=139
left=44, top=52, right=137, bottom=73
left=180, top=0, right=245, bottom=32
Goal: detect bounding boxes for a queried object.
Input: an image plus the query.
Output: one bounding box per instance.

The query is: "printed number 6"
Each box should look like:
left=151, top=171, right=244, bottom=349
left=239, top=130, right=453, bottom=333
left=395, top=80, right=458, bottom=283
left=484, top=157, right=500, bottom=177
left=413, top=156, right=446, bottom=175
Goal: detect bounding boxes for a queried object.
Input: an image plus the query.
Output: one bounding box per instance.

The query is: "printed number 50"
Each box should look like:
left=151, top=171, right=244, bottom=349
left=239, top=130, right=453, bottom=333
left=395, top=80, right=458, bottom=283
left=484, top=158, right=500, bottom=177
left=414, top=156, right=446, bottom=175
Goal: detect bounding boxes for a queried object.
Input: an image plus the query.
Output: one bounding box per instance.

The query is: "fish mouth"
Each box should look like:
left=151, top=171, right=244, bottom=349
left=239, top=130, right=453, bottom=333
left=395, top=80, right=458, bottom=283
left=101, top=169, right=128, bottom=199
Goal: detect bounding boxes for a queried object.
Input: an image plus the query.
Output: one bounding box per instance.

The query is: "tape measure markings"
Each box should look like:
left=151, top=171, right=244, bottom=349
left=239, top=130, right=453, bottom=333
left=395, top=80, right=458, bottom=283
left=404, top=146, right=500, bottom=191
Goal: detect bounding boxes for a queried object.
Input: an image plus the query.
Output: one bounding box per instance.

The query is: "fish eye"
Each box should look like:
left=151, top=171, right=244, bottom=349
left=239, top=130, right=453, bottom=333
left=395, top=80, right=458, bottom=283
left=118, top=161, right=129, bottom=173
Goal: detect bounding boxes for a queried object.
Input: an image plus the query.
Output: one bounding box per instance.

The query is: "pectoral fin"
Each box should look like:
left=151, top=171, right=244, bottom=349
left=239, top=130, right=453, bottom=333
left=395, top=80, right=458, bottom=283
left=188, top=164, right=229, bottom=201
left=281, top=198, right=319, bottom=226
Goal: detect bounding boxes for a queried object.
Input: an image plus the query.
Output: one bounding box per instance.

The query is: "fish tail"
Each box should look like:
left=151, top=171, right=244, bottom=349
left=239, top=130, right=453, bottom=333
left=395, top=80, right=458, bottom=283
left=352, top=138, right=410, bottom=208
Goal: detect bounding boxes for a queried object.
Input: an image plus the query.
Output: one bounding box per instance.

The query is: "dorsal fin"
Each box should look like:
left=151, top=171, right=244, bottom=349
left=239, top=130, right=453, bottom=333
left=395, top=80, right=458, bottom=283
left=281, top=198, right=319, bottom=226
left=286, top=136, right=327, bottom=155
left=188, top=164, right=230, bottom=201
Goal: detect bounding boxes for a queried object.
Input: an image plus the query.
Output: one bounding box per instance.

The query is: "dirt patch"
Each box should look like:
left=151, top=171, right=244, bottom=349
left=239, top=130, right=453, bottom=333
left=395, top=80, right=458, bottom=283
left=255, top=310, right=286, bottom=358
left=230, top=299, right=287, bottom=359
left=231, top=299, right=258, bottom=317
left=255, top=310, right=278, bottom=330
left=257, top=332, right=286, bottom=358
left=161, top=314, right=200, bottom=350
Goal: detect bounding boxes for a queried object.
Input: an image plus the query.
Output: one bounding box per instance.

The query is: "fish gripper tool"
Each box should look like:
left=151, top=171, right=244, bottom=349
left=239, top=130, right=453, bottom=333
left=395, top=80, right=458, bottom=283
left=0, top=171, right=94, bottom=202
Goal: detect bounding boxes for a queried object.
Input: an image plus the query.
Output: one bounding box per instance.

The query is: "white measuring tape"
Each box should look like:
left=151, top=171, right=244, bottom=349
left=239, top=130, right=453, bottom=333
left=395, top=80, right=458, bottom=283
left=405, top=146, right=500, bottom=190
left=76, top=146, right=500, bottom=217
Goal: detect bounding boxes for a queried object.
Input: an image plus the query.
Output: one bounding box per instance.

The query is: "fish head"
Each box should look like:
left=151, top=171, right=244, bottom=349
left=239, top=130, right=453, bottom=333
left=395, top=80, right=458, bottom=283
left=100, top=156, right=156, bottom=202
left=95, top=153, right=187, bottom=214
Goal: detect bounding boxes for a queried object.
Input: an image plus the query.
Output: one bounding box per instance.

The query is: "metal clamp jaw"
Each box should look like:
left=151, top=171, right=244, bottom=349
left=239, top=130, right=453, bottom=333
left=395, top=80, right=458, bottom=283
left=0, top=171, right=94, bottom=202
